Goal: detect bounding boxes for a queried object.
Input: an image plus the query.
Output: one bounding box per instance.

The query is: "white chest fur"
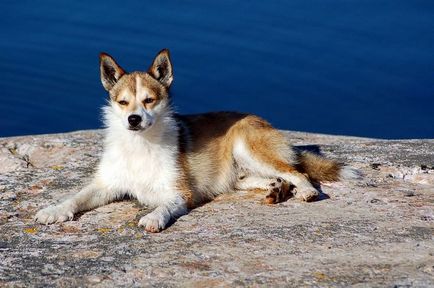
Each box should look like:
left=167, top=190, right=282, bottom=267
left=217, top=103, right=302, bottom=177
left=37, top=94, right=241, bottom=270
left=96, top=128, right=180, bottom=207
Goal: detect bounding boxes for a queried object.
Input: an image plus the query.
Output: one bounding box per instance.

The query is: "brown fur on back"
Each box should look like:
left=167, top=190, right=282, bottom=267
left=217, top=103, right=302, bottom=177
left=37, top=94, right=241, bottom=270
left=176, top=112, right=250, bottom=205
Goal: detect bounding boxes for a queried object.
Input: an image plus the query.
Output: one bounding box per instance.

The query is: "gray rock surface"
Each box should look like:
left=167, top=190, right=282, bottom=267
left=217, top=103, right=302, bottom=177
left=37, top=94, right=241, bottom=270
left=0, top=130, right=433, bottom=287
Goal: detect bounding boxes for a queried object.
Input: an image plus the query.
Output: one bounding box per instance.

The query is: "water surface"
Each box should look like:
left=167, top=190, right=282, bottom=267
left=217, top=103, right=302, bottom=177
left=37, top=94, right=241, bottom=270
left=1, top=1, right=433, bottom=138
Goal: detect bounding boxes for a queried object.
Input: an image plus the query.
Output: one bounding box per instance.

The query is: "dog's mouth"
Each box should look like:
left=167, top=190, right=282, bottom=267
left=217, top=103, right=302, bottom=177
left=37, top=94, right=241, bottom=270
left=128, top=127, right=143, bottom=131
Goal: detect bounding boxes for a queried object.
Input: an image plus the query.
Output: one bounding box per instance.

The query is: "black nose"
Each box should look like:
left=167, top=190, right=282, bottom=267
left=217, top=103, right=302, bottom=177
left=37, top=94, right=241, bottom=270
left=128, top=115, right=142, bottom=127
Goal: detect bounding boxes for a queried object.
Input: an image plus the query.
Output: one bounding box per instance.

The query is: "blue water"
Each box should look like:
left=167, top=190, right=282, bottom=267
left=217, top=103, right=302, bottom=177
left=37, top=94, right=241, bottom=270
left=1, top=1, right=433, bottom=139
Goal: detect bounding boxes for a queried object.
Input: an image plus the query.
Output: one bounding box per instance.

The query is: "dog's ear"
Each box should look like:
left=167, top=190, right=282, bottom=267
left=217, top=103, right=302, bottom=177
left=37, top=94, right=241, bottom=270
left=99, top=52, right=126, bottom=91
left=148, top=49, right=173, bottom=88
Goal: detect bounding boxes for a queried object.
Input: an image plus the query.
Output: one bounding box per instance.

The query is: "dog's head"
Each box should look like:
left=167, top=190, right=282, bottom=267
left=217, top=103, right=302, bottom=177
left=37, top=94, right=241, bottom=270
left=99, top=49, right=173, bottom=132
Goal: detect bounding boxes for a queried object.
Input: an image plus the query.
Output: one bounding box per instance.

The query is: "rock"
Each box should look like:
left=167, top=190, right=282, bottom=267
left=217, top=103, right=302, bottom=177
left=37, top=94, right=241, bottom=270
left=0, top=129, right=433, bottom=287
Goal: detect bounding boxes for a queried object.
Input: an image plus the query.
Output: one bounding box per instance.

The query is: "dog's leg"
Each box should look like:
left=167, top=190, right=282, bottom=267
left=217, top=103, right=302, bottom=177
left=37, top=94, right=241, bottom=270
left=35, top=180, right=117, bottom=224
left=243, top=167, right=318, bottom=202
left=236, top=176, right=295, bottom=203
left=235, top=175, right=273, bottom=190
left=234, top=121, right=320, bottom=202
left=138, top=194, right=187, bottom=233
left=251, top=150, right=319, bottom=201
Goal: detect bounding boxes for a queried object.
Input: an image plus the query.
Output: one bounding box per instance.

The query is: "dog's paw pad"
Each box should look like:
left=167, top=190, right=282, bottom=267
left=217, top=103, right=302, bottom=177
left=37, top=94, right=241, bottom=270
left=294, top=187, right=319, bottom=202
left=34, top=205, right=74, bottom=225
left=265, top=177, right=293, bottom=204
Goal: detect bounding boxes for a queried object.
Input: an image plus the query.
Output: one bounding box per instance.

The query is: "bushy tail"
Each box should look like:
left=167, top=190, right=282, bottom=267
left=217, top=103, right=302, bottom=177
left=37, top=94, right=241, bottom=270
left=296, top=152, right=361, bottom=183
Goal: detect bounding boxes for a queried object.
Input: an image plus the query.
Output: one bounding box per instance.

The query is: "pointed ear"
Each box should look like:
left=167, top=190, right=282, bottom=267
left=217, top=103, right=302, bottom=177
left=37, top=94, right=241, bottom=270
left=148, top=49, right=173, bottom=88
left=99, top=52, right=125, bottom=91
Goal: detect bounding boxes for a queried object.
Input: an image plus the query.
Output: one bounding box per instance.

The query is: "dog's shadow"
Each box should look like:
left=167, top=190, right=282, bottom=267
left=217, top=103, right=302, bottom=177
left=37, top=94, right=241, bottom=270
left=293, top=144, right=321, bottom=155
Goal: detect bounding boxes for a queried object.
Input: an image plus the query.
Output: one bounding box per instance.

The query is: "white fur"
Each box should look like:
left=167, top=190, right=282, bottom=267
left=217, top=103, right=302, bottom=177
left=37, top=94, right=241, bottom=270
left=35, top=101, right=187, bottom=232
left=233, top=139, right=277, bottom=177
left=99, top=104, right=179, bottom=205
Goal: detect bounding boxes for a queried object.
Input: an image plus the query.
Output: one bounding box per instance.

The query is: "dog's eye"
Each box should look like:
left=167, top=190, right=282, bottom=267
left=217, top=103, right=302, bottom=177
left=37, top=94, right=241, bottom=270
left=118, top=100, right=129, bottom=106
left=143, top=98, right=155, bottom=104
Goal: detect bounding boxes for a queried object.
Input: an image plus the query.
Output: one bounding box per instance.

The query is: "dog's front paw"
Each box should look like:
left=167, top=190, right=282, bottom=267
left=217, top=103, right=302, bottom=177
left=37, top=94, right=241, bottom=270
left=35, top=205, right=74, bottom=224
left=138, top=211, right=169, bottom=233
left=293, top=187, right=319, bottom=202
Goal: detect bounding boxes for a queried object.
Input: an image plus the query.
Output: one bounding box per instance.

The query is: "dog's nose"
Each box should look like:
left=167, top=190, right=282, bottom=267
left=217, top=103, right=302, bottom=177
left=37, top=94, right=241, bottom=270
left=128, top=115, right=142, bottom=127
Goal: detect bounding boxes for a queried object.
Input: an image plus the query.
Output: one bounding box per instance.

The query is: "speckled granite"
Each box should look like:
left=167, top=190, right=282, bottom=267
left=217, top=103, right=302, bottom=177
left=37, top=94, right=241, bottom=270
left=0, top=130, right=433, bottom=287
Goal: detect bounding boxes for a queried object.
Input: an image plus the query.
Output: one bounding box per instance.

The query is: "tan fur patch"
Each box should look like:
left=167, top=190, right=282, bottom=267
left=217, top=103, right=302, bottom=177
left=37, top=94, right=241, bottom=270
left=109, top=72, right=168, bottom=111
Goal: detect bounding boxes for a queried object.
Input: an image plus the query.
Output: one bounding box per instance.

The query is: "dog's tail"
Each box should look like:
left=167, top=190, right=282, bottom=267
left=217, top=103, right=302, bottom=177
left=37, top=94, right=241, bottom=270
left=296, top=151, right=362, bottom=183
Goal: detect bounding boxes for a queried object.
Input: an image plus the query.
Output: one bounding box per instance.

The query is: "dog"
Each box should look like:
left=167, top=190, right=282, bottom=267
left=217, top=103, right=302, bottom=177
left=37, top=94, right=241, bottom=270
left=35, top=49, right=360, bottom=232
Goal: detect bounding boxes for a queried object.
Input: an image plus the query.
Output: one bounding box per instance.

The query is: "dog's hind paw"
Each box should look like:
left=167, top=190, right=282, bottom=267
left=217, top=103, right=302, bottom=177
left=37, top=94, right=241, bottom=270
left=293, top=187, right=319, bottom=202
left=265, top=177, right=294, bottom=204
left=35, top=205, right=74, bottom=224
